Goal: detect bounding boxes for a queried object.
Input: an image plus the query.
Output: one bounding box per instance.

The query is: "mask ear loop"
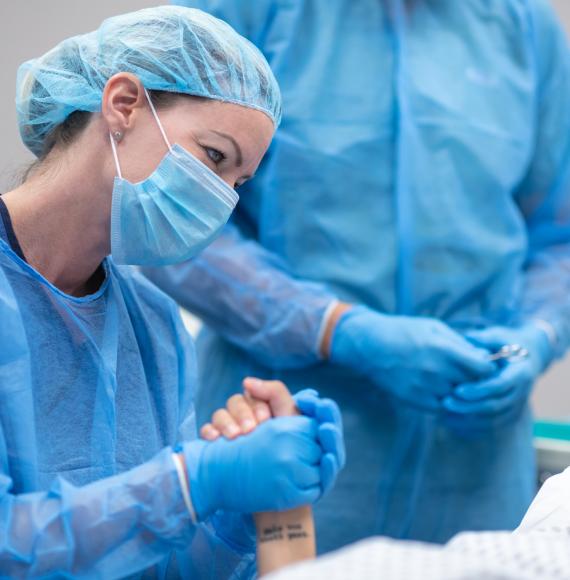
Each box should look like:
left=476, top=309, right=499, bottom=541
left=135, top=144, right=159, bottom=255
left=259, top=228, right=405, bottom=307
left=144, top=88, right=173, bottom=152
left=109, top=133, right=123, bottom=179
left=108, top=88, right=172, bottom=179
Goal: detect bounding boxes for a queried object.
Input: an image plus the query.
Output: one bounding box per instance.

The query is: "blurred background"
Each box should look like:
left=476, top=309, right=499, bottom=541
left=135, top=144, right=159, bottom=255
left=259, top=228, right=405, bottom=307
left=1, top=1, right=570, bottom=418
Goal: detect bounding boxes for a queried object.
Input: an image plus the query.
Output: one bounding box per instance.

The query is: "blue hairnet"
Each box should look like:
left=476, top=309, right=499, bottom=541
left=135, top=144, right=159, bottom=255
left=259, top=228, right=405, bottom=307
left=16, top=5, right=281, bottom=157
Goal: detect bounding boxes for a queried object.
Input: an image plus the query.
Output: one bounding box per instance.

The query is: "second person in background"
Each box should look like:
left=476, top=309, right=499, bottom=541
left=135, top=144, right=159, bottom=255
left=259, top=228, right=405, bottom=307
left=146, top=0, right=570, bottom=552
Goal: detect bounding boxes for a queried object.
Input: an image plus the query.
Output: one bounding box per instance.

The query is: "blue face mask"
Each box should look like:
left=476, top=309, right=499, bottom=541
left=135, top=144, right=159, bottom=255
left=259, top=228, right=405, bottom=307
left=109, top=89, right=239, bottom=266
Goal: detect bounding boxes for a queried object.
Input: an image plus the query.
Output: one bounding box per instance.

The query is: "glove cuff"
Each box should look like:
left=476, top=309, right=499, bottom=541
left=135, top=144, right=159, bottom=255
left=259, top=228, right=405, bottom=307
left=524, top=322, right=554, bottom=372
left=182, top=439, right=214, bottom=522
left=329, top=305, right=372, bottom=366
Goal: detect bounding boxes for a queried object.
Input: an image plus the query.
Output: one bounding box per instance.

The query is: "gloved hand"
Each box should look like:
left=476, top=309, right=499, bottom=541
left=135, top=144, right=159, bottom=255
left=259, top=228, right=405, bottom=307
left=330, top=306, right=496, bottom=411
left=184, top=416, right=324, bottom=520
left=443, top=323, right=554, bottom=430
left=294, top=389, right=346, bottom=495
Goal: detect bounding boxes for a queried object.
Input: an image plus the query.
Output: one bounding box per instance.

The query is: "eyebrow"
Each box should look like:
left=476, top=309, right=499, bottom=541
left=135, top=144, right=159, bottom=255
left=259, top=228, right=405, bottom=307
left=212, top=130, right=243, bottom=167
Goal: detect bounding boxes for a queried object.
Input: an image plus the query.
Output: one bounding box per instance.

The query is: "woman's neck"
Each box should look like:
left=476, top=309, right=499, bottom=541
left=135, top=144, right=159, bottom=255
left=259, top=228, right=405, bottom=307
left=3, top=149, right=112, bottom=297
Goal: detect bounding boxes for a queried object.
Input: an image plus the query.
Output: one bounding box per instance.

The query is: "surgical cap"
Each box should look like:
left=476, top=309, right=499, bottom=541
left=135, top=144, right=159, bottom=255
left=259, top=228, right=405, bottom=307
left=16, top=6, right=282, bottom=157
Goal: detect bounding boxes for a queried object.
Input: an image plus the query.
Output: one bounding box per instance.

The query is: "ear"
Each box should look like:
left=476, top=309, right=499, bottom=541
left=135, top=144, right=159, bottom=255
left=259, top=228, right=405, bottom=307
left=101, top=73, right=147, bottom=136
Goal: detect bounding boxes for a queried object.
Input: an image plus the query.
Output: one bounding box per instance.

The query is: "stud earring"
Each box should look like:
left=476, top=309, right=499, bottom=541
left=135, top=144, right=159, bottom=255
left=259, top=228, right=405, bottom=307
left=114, top=131, right=124, bottom=142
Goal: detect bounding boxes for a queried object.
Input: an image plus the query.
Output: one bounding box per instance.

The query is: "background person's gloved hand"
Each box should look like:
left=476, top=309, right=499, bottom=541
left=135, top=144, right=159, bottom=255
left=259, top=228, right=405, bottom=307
left=185, top=416, right=324, bottom=520
left=443, top=324, right=554, bottom=431
left=330, top=306, right=496, bottom=411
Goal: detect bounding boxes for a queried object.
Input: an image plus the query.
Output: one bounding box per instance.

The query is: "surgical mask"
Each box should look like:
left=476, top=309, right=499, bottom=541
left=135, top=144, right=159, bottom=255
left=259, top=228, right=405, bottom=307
left=109, top=89, right=239, bottom=266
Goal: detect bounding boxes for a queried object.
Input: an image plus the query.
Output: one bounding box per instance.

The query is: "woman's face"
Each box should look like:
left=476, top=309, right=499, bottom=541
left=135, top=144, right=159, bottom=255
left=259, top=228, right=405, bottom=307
left=105, top=83, right=275, bottom=192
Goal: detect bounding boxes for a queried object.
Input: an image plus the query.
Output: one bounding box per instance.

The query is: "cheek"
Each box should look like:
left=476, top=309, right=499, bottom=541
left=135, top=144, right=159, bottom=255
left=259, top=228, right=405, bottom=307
left=119, top=141, right=168, bottom=183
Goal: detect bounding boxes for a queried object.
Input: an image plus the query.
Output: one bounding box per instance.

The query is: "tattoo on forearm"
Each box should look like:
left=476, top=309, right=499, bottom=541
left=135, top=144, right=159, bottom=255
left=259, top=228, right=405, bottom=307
left=286, top=523, right=309, bottom=540
left=258, top=523, right=310, bottom=543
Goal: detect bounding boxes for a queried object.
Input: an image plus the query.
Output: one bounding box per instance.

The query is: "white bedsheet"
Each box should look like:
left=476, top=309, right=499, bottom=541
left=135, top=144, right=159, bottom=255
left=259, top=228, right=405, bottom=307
left=268, top=468, right=570, bottom=580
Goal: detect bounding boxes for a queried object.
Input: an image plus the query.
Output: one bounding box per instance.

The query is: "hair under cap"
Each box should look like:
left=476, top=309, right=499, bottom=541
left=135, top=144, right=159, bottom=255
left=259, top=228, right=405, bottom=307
left=16, top=5, right=282, bottom=156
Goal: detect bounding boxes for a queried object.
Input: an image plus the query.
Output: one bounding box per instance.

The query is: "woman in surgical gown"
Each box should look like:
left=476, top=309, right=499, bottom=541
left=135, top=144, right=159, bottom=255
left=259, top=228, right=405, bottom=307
left=0, top=6, right=344, bottom=578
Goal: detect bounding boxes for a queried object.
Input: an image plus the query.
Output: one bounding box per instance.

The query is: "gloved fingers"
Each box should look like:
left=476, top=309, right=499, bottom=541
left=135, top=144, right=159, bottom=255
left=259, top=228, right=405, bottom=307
left=292, top=462, right=322, bottom=490
left=297, top=485, right=322, bottom=506
left=295, top=393, right=343, bottom=429
left=480, top=389, right=528, bottom=416
left=315, top=398, right=343, bottom=426
left=200, top=422, right=221, bottom=441
left=447, top=343, right=497, bottom=379
left=443, top=386, right=524, bottom=416
left=318, top=423, right=346, bottom=468
left=226, top=394, right=260, bottom=433
left=243, top=377, right=297, bottom=417
left=211, top=408, right=242, bottom=439
left=294, top=392, right=318, bottom=418
left=297, top=436, right=324, bottom=466
left=294, top=389, right=319, bottom=405
left=453, top=362, right=530, bottom=401
left=443, top=395, right=505, bottom=416
left=286, top=416, right=322, bottom=463
left=320, top=453, right=340, bottom=495
left=453, top=366, right=517, bottom=402
left=464, top=327, right=511, bottom=351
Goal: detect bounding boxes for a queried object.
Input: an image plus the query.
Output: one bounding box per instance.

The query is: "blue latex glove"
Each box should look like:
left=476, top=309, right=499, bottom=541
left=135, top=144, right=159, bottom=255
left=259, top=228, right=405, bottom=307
left=185, top=416, right=324, bottom=520
left=331, top=306, right=496, bottom=411
left=294, top=389, right=346, bottom=495
left=443, top=324, right=554, bottom=429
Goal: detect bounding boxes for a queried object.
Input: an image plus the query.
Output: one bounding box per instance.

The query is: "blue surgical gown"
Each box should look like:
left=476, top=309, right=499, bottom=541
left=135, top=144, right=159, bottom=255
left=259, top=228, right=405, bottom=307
left=150, top=0, right=570, bottom=552
left=0, top=218, right=255, bottom=577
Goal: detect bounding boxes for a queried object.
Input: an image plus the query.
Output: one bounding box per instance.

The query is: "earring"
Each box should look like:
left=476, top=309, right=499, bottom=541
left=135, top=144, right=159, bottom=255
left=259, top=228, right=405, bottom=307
left=114, top=131, right=124, bottom=142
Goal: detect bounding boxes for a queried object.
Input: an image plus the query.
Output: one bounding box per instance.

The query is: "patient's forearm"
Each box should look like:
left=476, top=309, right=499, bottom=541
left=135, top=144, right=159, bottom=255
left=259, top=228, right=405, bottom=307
left=255, top=506, right=316, bottom=576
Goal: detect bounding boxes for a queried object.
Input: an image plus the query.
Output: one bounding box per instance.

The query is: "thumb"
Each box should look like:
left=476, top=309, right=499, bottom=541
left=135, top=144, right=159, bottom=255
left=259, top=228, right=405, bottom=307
left=243, top=378, right=299, bottom=417
left=464, top=327, right=508, bottom=351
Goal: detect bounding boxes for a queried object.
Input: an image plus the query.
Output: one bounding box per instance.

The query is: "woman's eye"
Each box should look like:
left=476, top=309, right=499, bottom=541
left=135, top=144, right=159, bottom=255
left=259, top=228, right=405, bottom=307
left=205, top=147, right=226, bottom=164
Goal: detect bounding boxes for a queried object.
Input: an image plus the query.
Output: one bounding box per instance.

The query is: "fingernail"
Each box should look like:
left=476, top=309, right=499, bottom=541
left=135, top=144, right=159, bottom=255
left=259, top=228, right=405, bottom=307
left=244, top=377, right=263, bottom=388
left=201, top=425, right=219, bottom=440
left=255, top=407, right=270, bottom=422
left=224, top=424, right=240, bottom=438
left=241, top=419, right=256, bottom=432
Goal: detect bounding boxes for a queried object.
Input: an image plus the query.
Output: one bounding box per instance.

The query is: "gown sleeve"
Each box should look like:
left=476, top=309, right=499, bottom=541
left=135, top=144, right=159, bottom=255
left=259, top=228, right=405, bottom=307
left=515, top=0, right=570, bottom=359
left=0, top=267, right=255, bottom=578
left=143, top=222, right=336, bottom=370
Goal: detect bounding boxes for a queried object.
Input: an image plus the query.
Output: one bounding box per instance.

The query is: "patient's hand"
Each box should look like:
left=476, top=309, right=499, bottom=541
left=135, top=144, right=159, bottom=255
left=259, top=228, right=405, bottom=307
left=200, top=379, right=298, bottom=440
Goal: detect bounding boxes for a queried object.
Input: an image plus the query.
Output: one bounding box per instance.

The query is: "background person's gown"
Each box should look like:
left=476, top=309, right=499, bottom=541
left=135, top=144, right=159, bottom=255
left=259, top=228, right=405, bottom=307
left=149, top=0, right=570, bottom=553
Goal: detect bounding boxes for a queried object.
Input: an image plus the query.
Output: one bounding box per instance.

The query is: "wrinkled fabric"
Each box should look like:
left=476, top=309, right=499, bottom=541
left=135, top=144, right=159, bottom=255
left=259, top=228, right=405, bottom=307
left=265, top=532, right=570, bottom=580
left=16, top=5, right=281, bottom=156
left=149, top=0, right=570, bottom=551
left=268, top=469, right=570, bottom=580
left=516, top=466, right=570, bottom=533
left=0, top=228, right=255, bottom=578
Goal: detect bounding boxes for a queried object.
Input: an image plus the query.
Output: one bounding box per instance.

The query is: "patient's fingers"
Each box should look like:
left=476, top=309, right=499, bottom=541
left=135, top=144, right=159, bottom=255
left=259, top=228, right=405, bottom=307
left=200, top=423, right=221, bottom=441
left=243, top=390, right=272, bottom=423
left=243, top=378, right=298, bottom=417
left=211, top=408, right=241, bottom=439
left=227, top=394, right=257, bottom=433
